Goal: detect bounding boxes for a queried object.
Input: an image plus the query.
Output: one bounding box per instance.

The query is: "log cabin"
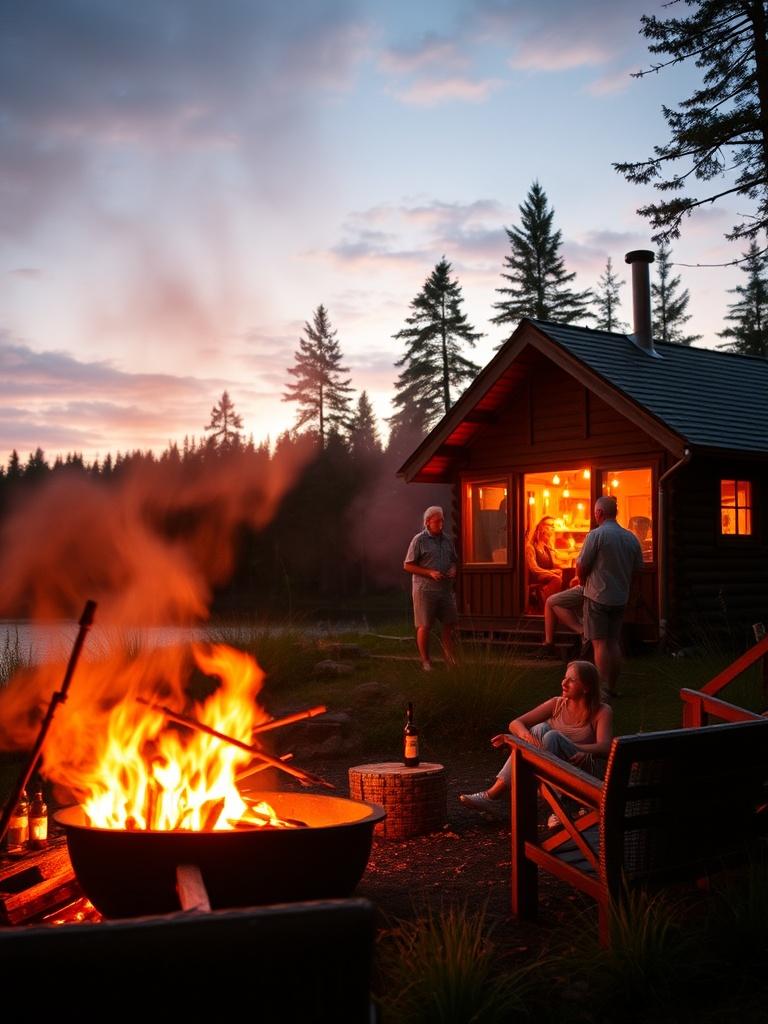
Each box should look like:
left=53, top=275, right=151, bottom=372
left=398, top=251, right=768, bottom=651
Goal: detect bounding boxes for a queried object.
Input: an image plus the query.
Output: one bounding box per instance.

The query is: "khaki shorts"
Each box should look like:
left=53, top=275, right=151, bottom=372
left=546, top=586, right=584, bottom=615
left=583, top=598, right=625, bottom=641
left=413, top=589, right=458, bottom=629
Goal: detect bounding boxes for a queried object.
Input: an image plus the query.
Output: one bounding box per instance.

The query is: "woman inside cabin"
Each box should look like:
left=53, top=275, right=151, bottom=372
left=525, top=516, right=563, bottom=608
left=459, top=660, right=613, bottom=823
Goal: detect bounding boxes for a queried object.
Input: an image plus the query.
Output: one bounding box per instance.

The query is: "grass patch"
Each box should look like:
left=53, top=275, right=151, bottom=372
left=375, top=901, right=540, bottom=1024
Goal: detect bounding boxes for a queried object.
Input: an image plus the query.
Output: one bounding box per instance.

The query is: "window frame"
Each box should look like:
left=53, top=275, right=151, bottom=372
left=719, top=478, right=754, bottom=539
left=595, top=461, right=657, bottom=568
left=460, top=475, right=512, bottom=568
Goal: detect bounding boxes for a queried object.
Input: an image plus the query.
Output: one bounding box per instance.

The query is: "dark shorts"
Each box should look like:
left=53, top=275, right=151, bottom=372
left=583, top=598, right=625, bottom=641
left=413, top=589, right=458, bottom=629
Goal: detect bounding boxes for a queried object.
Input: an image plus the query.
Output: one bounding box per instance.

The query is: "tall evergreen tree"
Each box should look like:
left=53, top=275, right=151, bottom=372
left=718, top=241, right=768, bottom=356
left=652, top=245, right=701, bottom=345
left=491, top=181, right=592, bottom=328
left=205, top=390, right=244, bottom=449
left=283, top=304, right=353, bottom=448
left=349, top=391, right=382, bottom=460
left=615, top=1, right=768, bottom=245
left=593, top=257, right=628, bottom=332
left=6, top=450, right=21, bottom=481
left=390, top=258, right=482, bottom=437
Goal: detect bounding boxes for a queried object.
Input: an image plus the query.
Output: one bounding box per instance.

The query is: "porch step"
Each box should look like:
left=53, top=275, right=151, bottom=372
left=459, top=622, right=580, bottom=660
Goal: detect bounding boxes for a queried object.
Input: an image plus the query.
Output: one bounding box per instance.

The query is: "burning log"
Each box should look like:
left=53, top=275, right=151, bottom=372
left=201, top=798, right=225, bottom=831
left=240, top=798, right=307, bottom=829
left=136, top=697, right=335, bottom=790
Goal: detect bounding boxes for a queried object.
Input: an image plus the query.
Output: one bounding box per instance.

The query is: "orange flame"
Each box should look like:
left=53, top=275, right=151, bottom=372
left=72, top=643, right=281, bottom=831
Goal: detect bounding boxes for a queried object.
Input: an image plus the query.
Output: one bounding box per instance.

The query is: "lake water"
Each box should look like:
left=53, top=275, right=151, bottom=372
left=0, top=618, right=371, bottom=665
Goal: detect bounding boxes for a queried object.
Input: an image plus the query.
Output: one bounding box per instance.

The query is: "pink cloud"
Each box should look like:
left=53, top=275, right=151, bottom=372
left=378, top=35, right=467, bottom=76
left=508, top=42, right=610, bottom=72
left=586, top=66, right=639, bottom=96
left=391, top=75, right=502, bottom=106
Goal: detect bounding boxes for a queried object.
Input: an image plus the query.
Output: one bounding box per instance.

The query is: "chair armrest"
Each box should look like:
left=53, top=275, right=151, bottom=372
left=504, top=734, right=603, bottom=808
left=680, top=688, right=765, bottom=728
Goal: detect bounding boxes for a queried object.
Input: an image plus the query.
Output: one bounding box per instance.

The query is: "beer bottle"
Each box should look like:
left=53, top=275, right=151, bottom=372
left=29, top=789, right=48, bottom=849
left=403, top=702, right=420, bottom=767
left=6, top=790, right=29, bottom=854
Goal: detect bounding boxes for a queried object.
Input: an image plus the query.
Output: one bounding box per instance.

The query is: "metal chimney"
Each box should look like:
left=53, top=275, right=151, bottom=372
left=624, top=250, right=660, bottom=357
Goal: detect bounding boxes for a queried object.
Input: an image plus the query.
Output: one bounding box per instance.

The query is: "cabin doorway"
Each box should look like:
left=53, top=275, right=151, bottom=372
left=523, top=467, right=591, bottom=614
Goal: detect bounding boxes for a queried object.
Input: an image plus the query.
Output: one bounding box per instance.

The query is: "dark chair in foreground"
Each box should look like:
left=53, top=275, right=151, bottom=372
left=507, top=719, right=768, bottom=946
left=0, top=897, right=376, bottom=1019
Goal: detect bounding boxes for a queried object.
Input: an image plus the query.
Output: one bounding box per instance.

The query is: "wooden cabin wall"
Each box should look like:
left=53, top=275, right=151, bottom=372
left=668, top=458, right=768, bottom=645
left=456, top=357, right=666, bottom=630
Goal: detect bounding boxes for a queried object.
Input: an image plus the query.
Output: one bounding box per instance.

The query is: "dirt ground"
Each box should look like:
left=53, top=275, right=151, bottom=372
left=310, top=748, right=591, bottom=951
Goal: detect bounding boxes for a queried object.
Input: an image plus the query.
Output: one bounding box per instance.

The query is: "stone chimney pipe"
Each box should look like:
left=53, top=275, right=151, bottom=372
left=624, top=249, right=659, bottom=356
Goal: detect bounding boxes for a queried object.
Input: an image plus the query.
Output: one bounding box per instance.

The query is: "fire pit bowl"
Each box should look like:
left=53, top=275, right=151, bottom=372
left=55, top=792, right=385, bottom=919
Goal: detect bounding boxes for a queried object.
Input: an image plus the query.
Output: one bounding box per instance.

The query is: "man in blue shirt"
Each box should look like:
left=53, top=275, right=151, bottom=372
left=404, top=506, right=458, bottom=671
left=576, top=495, right=643, bottom=698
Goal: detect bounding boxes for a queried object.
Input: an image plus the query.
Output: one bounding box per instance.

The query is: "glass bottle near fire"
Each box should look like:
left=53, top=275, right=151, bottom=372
left=5, top=790, right=29, bottom=854
left=29, top=789, right=48, bottom=849
left=403, top=702, right=420, bottom=767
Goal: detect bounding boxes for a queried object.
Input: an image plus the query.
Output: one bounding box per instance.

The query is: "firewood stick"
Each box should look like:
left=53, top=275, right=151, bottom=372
left=240, top=798, right=307, bottom=828
left=176, top=864, right=211, bottom=913
left=251, top=705, right=327, bottom=736
left=201, top=797, right=225, bottom=830
left=235, top=752, right=294, bottom=783
left=136, top=697, right=335, bottom=790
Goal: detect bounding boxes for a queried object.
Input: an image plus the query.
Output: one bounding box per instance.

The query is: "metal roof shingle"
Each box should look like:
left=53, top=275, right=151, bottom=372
left=530, top=320, right=768, bottom=454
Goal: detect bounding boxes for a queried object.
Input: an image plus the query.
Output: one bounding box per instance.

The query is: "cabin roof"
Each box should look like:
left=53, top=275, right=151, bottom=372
left=399, top=318, right=768, bottom=482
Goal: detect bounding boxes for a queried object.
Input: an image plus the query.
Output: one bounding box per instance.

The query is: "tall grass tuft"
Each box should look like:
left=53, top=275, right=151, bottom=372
left=554, top=884, right=701, bottom=1018
left=375, top=901, right=539, bottom=1024
left=415, top=648, right=554, bottom=741
left=707, top=854, right=768, bottom=963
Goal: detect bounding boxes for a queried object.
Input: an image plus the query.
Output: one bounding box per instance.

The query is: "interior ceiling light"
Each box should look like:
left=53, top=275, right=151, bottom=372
left=552, top=474, right=561, bottom=485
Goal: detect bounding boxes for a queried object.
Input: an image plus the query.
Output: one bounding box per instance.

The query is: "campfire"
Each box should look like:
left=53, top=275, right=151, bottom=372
left=2, top=608, right=384, bottom=919
left=73, top=643, right=329, bottom=834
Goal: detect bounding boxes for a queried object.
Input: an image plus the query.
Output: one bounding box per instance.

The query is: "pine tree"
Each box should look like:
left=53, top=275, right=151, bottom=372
left=205, top=391, right=244, bottom=449
left=349, top=391, right=382, bottom=460
left=6, top=450, right=21, bottom=480
left=390, top=258, right=482, bottom=437
left=283, top=305, right=353, bottom=448
left=24, top=448, right=49, bottom=483
left=491, top=181, right=592, bottom=328
left=593, top=257, right=628, bottom=332
left=718, top=241, right=768, bottom=356
left=652, top=245, right=701, bottom=345
left=614, top=1, right=768, bottom=245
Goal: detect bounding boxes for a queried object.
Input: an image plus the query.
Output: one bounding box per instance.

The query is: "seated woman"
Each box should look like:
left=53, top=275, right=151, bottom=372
left=525, top=516, right=563, bottom=609
left=459, top=660, right=612, bottom=820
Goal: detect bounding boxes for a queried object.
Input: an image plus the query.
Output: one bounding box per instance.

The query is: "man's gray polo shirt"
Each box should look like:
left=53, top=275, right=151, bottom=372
left=405, top=529, right=457, bottom=593
left=578, top=519, right=643, bottom=607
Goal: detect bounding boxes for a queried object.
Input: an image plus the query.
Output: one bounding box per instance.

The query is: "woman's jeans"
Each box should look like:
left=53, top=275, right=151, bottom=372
left=496, top=722, right=578, bottom=787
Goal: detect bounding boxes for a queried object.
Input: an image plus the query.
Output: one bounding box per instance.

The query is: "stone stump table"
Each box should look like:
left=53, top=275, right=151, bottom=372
left=348, top=762, right=447, bottom=839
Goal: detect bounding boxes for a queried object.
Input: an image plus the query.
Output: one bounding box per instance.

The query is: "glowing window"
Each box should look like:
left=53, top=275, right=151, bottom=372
left=601, top=467, right=654, bottom=563
left=720, top=480, right=752, bottom=536
left=463, top=481, right=508, bottom=564
left=523, top=467, right=590, bottom=613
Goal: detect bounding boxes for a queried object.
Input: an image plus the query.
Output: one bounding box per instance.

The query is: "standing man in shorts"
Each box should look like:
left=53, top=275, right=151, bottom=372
left=404, top=506, right=458, bottom=671
left=576, top=495, right=643, bottom=698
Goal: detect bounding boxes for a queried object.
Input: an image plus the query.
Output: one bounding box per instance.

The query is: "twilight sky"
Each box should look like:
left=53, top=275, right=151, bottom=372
left=0, top=0, right=747, bottom=463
